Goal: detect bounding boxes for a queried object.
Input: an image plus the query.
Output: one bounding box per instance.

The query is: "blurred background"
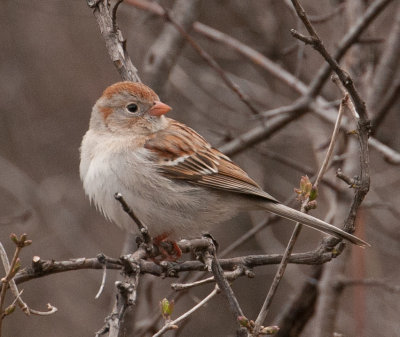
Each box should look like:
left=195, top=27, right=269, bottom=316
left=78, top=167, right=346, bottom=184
left=1, top=0, right=399, bottom=336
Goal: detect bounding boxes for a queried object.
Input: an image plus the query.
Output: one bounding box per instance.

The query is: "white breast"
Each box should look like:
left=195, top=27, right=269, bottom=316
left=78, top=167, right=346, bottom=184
left=80, top=130, right=237, bottom=239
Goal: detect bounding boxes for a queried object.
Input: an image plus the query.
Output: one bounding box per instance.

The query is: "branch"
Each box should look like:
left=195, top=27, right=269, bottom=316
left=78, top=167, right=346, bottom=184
left=219, top=98, right=310, bottom=156
left=312, top=103, right=400, bottom=165
left=95, top=248, right=146, bottom=337
left=222, top=0, right=392, bottom=156
left=0, top=235, right=57, bottom=337
left=290, top=0, right=367, bottom=121
left=10, top=243, right=342, bottom=288
left=209, top=241, right=244, bottom=326
left=305, top=0, right=394, bottom=98
left=267, top=2, right=382, bottom=334
left=87, top=0, right=141, bottom=82
left=314, top=93, right=347, bottom=190
left=196, top=14, right=400, bottom=163
left=253, top=218, right=304, bottom=335
left=127, top=0, right=400, bottom=163
left=171, top=266, right=252, bottom=291
left=285, top=2, right=374, bottom=335
left=127, top=0, right=260, bottom=115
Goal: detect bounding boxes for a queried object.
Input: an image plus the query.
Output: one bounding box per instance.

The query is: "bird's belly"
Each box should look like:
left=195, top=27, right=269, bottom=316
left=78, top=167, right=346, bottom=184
left=82, top=150, right=236, bottom=239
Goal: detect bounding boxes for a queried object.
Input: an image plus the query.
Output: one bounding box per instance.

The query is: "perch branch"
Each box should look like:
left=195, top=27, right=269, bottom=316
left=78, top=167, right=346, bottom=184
left=10, top=243, right=342, bottom=288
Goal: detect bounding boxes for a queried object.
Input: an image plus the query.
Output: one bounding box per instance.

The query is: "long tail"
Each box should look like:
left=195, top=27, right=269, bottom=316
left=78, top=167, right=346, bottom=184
left=261, top=202, right=369, bottom=247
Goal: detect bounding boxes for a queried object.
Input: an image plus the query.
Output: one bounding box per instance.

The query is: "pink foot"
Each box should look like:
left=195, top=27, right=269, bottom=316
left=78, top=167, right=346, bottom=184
left=152, top=233, right=182, bottom=262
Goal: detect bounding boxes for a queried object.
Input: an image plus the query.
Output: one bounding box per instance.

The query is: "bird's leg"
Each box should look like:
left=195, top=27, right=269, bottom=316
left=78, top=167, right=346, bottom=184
left=152, top=233, right=182, bottom=262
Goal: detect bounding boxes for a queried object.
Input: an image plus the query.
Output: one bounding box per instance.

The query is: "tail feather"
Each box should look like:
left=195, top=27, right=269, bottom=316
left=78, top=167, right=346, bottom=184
left=262, top=202, right=369, bottom=247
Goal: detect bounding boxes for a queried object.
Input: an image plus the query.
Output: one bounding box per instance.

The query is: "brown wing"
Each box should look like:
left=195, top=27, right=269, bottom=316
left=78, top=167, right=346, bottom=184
left=144, top=119, right=278, bottom=202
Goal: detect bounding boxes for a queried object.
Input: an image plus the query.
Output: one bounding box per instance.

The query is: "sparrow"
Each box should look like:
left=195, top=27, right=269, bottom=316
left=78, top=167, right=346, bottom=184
left=80, top=81, right=368, bottom=251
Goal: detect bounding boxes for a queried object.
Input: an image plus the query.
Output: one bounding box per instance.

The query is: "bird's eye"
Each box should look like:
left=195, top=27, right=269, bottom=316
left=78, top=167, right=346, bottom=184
left=126, top=103, right=138, bottom=113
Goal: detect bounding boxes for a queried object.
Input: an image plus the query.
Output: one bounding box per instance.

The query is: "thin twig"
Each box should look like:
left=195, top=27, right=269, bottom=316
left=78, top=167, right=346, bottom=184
left=314, top=94, right=347, bottom=190
left=209, top=242, right=246, bottom=335
left=290, top=0, right=369, bottom=121
left=152, top=286, right=219, bottom=337
left=1, top=235, right=56, bottom=336
left=305, top=0, right=394, bottom=99
left=0, top=237, right=28, bottom=317
left=253, top=219, right=304, bottom=334
left=114, top=193, right=151, bottom=244
left=95, top=264, right=107, bottom=299
left=29, top=304, right=58, bottom=316
left=172, top=266, right=250, bottom=291
left=332, top=76, right=359, bottom=119
left=336, top=168, right=358, bottom=188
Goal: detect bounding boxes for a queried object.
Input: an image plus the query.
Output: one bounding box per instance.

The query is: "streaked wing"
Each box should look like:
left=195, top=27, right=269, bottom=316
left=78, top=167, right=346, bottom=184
left=144, top=119, right=278, bottom=202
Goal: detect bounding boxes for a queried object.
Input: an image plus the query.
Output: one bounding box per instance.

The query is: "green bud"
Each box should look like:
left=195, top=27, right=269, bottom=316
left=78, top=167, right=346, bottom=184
left=5, top=304, right=16, bottom=316
left=10, top=233, right=18, bottom=244
left=160, top=298, right=174, bottom=319
left=309, top=186, right=318, bottom=201
left=237, top=316, right=250, bottom=328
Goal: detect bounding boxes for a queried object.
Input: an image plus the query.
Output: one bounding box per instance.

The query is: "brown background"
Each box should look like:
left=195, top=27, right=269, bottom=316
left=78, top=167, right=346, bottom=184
left=1, top=1, right=399, bottom=336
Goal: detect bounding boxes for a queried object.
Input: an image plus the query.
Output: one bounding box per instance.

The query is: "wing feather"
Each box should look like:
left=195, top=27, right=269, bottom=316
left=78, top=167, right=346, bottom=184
left=144, top=119, right=278, bottom=202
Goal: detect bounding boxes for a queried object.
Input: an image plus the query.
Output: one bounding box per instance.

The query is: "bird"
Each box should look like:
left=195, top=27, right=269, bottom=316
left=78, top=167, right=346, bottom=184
left=80, top=81, right=368, bottom=256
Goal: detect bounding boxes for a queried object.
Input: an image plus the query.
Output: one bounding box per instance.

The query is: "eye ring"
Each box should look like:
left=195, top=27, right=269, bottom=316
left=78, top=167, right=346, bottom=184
left=126, top=103, right=138, bottom=113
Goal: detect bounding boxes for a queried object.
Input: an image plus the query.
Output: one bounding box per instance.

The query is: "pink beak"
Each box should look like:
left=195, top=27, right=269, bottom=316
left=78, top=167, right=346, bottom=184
left=149, top=101, right=172, bottom=116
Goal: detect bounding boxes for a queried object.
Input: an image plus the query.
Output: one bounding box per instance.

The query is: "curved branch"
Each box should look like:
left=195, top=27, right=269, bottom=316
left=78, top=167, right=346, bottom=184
left=88, top=0, right=141, bottom=82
